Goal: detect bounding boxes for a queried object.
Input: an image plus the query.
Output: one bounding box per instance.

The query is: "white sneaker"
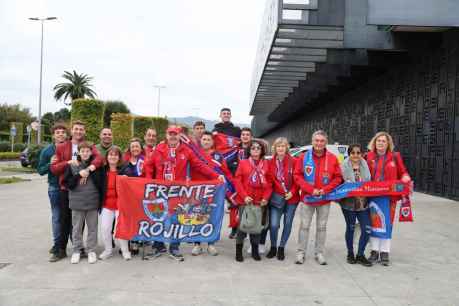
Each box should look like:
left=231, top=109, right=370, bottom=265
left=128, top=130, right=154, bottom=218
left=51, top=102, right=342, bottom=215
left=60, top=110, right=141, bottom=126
left=70, top=253, right=80, bottom=264
left=88, top=252, right=97, bottom=264
left=247, top=245, right=252, bottom=254
left=192, top=245, right=203, bottom=256
left=295, top=252, right=305, bottom=265
left=259, top=244, right=266, bottom=255
left=315, top=253, right=327, bottom=265
left=207, top=245, right=218, bottom=256
left=98, top=250, right=113, bottom=260
left=121, top=251, right=132, bottom=261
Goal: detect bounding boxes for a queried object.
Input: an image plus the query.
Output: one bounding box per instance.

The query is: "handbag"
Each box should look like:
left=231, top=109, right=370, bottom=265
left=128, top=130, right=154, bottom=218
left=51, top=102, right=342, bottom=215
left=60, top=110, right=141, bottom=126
left=270, top=192, right=286, bottom=209
left=239, top=205, right=264, bottom=234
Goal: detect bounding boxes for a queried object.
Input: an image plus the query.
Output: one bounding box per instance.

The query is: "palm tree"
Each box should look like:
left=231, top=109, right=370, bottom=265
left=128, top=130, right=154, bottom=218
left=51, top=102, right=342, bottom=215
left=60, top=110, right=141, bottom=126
left=53, top=70, right=97, bottom=105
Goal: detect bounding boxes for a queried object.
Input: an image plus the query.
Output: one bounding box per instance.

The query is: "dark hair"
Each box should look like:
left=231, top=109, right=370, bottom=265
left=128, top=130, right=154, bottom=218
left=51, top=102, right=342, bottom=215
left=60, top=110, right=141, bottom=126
left=220, top=107, right=231, bottom=113
left=72, top=120, right=85, bottom=128
left=201, top=131, right=213, bottom=138
left=348, top=144, right=362, bottom=155
left=105, top=145, right=123, bottom=168
left=250, top=139, right=266, bottom=159
left=193, top=121, right=205, bottom=128
left=241, top=127, right=252, bottom=135
left=51, top=122, right=68, bottom=134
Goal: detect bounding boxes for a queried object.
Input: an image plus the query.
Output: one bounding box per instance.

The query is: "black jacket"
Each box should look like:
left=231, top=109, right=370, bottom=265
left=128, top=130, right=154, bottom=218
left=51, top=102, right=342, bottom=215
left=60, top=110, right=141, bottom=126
left=213, top=122, right=241, bottom=138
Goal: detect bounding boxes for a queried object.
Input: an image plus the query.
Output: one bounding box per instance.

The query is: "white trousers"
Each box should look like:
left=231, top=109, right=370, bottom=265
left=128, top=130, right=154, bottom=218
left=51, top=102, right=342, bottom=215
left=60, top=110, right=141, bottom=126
left=370, top=237, right=391, bottom=253
left=100, top=208, right=129, bottom=253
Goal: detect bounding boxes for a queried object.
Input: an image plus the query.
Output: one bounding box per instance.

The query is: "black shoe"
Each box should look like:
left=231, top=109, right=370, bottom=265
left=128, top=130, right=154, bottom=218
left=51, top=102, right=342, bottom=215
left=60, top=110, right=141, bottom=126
left=277, top=247, right=285, bottom=261
left=369, top=251, right=379, bottom=263
left=49, top=246, right=57, bottom=254
left=251, top=243, right=261, bottom=261
left=111, top=239, right=115, bottom=249
left=80, top=248, right=87, bottom=258
left=236, top=244, right=244, bottom=262
left=347, top=253, right=356, bottom=264
left=380, top=252, right=390, bottom=266
left=266, top=247, right=277, bottom=258
left=229, top=228, right=237, bottom=239
left=49, top=249, right=67, bottom=262
left=356, top=255, right=373, bottom=267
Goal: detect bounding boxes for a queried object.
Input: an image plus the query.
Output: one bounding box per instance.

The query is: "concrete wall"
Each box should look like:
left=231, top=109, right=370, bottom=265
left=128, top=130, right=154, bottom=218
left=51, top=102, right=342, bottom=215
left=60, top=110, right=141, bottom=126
left=261, top=30, right=459, bottom=200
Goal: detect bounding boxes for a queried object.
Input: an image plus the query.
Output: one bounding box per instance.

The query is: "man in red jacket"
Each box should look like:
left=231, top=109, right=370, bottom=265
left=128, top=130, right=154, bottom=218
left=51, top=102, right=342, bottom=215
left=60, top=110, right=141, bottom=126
left=49, top=120, right=103, bottom=262
left=144, top=128, right=157, bottom=158
left=293, top=130, right=342, bottom=265
left=144, top=125, right=224, bottom=261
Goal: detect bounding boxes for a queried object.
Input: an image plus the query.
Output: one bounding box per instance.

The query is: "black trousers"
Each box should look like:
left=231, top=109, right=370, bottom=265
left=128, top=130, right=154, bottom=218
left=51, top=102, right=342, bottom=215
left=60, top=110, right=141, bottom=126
left=58, top=190, right=72, bottom=251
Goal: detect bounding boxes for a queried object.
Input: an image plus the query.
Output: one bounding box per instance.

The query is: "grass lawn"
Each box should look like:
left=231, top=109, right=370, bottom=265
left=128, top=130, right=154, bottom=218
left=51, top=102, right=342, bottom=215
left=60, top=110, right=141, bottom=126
left=0, top=176, right=30, bottom=184
left=0, top=166, right=36, bottom=174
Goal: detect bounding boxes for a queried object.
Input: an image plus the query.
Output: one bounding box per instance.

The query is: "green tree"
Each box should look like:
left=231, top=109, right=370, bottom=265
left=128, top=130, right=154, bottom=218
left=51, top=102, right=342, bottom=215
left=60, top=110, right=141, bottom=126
left=103, top=100, right=130, bottom=127
left=41, top=112, right=55, bottom=139
left=0, top=103, right=34, bottom=139
left=54, top=107, right=71, bottom=122
left=53, top=70, right=97, bottom=105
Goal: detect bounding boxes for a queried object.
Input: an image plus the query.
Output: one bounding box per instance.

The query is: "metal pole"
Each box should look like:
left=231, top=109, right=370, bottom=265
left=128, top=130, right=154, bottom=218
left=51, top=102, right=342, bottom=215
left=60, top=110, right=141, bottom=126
left=157, top=87, right=161, bottom=117
left=37, top=20, right=44, bottom=145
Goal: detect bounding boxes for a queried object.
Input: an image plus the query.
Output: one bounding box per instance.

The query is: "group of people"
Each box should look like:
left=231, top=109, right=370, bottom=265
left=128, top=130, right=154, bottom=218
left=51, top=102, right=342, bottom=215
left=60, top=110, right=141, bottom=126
left=38, top=107, right=411, bottom=267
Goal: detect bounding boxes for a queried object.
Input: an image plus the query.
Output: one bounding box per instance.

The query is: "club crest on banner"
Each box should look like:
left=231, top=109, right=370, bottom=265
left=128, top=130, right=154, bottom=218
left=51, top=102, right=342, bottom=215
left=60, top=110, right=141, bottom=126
left=143, top=198, right=168, bottom=222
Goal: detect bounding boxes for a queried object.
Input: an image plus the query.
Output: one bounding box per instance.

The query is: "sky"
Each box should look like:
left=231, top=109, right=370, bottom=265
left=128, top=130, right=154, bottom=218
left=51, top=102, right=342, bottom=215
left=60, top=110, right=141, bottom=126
left=0, top=0, right=267, bottom=124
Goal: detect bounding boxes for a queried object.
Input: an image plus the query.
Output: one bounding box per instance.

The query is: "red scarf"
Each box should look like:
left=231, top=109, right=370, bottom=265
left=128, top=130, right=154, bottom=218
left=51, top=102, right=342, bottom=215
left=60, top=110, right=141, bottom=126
left=276, top=155, right=293, bottom=193
left=163, top=146, right=177, bottom=181
left=248, top=157, right=266, bottom=188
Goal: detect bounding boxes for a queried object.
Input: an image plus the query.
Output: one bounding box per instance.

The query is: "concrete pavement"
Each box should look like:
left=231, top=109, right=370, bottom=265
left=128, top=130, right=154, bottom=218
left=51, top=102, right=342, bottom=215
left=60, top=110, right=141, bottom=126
left=0, top=177, right=458, bottom=306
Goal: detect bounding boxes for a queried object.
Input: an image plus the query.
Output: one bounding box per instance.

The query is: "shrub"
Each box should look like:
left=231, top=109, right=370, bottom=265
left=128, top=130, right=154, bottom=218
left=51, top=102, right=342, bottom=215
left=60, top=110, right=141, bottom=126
left=151, top=117, right=168, bottom=141
left=71, top=99, right=105, bottom=143
left=133, top=116, right=153, bottom=140
left=27, top=144, right=47, bottom=169
left=111, top=113, right=133, bottom=150
left=0, top=152, right=20, bottom=160
left=0, top=141, right=9, bottom=152
left=13, top=143, right=26, bottom=152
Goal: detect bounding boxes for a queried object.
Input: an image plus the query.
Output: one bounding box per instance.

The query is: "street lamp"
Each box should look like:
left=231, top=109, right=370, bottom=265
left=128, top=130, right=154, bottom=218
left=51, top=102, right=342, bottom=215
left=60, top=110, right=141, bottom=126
left=153, top=84, right=166, bottom=117
left=29, top=16, right=57, bottom=144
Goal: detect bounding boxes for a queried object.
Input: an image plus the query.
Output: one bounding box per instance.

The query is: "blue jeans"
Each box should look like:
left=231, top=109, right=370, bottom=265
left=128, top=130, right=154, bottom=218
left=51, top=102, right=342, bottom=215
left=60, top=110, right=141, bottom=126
left=341, top=208, right=371, bottom=256
left=48, top=186, right=61, bottom=249
left=269, top=204, right=298, bottom=248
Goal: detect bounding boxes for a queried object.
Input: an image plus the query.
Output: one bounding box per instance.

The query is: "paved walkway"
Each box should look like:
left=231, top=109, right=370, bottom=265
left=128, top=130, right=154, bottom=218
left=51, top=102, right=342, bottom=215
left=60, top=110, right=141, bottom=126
left=0, top=177, right=458, bottom=306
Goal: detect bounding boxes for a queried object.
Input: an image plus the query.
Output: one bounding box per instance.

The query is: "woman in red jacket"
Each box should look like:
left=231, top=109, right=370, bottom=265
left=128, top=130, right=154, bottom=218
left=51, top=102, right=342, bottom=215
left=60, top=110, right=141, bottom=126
left=234, top=140, right=272, bottom=262
left=266, top=137, right=299, bottom=261
left=366, top=131, right=411, bottom=266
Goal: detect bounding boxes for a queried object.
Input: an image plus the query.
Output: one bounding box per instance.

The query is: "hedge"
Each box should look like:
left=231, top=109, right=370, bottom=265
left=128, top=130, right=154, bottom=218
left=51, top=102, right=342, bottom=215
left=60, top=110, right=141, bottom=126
left=111, top=113, right=133, bottom=150
left=0, top=141, right=26, bottom=152
left=71, top=99, right=105, bottom=143
left=0, top=152, right=20, bottom=160
left=133, top=116, right=153, bottom=139
left=152, top=117, right=168, bottom=141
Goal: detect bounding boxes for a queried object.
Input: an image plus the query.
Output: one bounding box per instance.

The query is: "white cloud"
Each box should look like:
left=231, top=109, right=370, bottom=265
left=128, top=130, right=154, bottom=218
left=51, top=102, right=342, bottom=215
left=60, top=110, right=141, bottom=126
left=0, top=0, right=266, bottom=124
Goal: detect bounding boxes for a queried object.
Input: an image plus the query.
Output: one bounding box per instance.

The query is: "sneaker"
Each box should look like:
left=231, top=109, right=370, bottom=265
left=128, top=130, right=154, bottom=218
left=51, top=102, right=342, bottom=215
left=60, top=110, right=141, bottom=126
left=295, top=252, right=305, bottom=264
left=88, top=252, right=97, bottom=264
left=207, top=245, right=219, bottom=256
left=70, top=253, right=80, bottom=264
left=49, top=249, right=67, bottom=262
left=259, top=244, right=266, bottom=255
left=247, top=245, right=252, bottom=254
left=49, top=246, right=56, bottom=254
left=121, top=251, right=132, bottom=261
left=380, top=252, right=390, bottom=266
left=315, top=253, right=327, bottom=265
left=192, top=245, right=203, bottom=256
left=347, top=253, right=356, bottom=264
left=130, top=242, right=139, bottom=255
left=368, top=250, right=379, bottom=263
left=169, top=252, right=185, bottom=262
left=99, top=250, right=113, bottom=260
left=150, top=245, right=167, bottom=258
left=356, top=255, right=373, bottom=267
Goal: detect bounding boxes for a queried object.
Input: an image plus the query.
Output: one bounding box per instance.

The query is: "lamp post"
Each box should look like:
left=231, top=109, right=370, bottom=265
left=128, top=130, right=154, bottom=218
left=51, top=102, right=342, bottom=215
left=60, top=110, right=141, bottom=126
left=153, top=84, right=166, bottom=117
left=29, top=16, right=57, bottom=144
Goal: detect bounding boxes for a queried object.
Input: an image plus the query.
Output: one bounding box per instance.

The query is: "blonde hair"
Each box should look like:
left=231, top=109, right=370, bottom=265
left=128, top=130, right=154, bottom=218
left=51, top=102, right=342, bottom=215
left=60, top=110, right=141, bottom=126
left=271, top=137, right=290, bottom=153
left=367, top=131, right=395, bottom=152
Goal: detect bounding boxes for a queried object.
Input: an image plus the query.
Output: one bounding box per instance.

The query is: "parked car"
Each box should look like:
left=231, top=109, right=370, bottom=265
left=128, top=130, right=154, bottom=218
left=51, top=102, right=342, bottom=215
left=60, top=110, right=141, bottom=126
left=289, top=144, right=349, bottom=163
left=20, top=148, right=30, bottom=167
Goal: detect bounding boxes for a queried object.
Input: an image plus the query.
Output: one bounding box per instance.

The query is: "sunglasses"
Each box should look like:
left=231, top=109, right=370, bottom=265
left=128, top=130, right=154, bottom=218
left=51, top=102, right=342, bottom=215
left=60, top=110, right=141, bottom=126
left=350, top=151, right=361, bottom=155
